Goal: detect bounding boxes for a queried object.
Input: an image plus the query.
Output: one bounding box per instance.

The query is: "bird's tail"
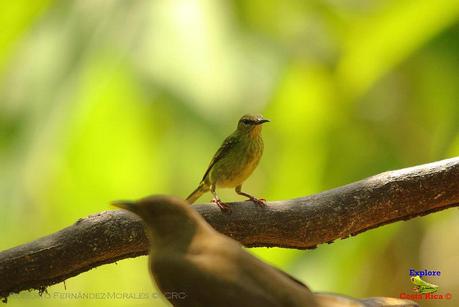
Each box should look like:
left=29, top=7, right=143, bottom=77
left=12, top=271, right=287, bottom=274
left=186, top=182, right=209, bottom=204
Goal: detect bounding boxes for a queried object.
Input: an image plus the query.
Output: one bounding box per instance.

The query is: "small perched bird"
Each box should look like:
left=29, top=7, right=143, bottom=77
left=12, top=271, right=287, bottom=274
left=187, top=114, right=269, bottom=212
left=112, top=195, right=318, bottom=307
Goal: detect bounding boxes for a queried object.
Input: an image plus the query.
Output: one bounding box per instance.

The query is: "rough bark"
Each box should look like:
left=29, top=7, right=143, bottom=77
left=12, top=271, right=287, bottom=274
left=1, top=157, right=458, bottom=300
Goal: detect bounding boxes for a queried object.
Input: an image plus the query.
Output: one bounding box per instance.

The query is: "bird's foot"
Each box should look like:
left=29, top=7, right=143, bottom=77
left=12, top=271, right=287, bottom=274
left=211, top=198, right=232, bottom=214
left=247, top=197, right=267, bottom=208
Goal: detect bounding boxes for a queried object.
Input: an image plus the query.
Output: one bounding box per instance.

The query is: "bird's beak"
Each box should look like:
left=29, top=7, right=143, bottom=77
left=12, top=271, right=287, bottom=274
left=257, top=118, right=270, bottom=125
left=111, top=200, right=137, bottom=212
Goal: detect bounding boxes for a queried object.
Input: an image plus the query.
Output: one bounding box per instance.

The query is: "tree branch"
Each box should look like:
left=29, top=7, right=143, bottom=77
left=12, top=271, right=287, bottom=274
left=1, top=157, right=458, bottom=300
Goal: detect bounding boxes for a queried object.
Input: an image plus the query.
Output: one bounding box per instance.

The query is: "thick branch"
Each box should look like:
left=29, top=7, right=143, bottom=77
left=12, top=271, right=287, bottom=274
left=1, top=157, right=458, bottom=299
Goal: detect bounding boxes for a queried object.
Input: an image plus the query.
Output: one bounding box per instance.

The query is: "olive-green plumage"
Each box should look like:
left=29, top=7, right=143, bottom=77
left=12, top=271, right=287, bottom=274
left=112, top=195, right=318, bottom=307
left=187, top=114, right=269, bottom=212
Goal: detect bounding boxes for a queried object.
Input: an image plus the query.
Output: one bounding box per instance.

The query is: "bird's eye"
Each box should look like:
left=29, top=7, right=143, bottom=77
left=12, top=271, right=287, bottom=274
left=242, top=119, right=251, bottom=125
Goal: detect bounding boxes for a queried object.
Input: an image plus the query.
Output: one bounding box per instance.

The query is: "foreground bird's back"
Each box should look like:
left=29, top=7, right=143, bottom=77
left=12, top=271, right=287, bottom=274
left=150, top=231, right=316, bottom=307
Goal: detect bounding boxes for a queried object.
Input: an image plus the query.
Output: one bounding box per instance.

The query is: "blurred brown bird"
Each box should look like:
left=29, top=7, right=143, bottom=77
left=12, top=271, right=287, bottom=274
left=113, top=195, right=318, bottom=307
left=112, top=196, right=419, bottom=307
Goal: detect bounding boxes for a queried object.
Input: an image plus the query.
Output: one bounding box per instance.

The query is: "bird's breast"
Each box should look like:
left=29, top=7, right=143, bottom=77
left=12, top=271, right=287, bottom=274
left=210, top=136, right=263, bottom=188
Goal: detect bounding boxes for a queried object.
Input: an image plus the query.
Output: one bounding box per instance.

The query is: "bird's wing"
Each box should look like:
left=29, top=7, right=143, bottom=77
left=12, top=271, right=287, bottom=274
left=271, top=266, right=310, bottom=290
left=242, top=248, right=310, bottom=290
left=178, top=234, right=317, bottom=306
left=201, top=134, right=239, bottom=182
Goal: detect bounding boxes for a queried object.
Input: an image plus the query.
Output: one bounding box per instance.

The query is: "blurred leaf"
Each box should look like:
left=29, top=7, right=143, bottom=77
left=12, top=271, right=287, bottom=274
left=0, top=0, right=54, bottom=74
left=338, top=0, right=459, bottom=99
left=267, top=63, right=334, bottom=198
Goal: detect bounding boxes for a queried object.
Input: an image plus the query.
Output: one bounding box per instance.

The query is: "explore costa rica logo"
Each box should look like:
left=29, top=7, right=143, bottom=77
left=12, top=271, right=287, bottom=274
left=399, top=268, right=452, bottom=301
left=410, top=276, right=438, bottom=294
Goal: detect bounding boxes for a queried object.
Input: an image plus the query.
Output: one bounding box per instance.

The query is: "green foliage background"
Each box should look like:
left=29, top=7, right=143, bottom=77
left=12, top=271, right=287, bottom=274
left=1, top=0, right=458, bottom=306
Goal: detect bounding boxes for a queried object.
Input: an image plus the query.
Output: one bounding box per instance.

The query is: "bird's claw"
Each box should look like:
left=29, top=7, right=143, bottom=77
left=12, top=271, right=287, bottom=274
left=212, top=199, right=232, bottom=214
left=247, top=197, right=267, bottom=208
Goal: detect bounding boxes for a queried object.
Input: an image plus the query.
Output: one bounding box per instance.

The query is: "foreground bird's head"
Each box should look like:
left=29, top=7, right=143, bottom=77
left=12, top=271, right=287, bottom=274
left=112, top=195, right=189, bottom=218
left=112, top=195, right=203, bottom=248
left=237, top=114, right=270, bottom=134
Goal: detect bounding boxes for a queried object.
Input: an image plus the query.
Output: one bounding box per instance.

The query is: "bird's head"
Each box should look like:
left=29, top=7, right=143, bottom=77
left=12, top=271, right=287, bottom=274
left=237, top=114, right=270, bottom=133
left=112, top=195, right=192, bottom=222
left=112, top=195, right=202, bottom=243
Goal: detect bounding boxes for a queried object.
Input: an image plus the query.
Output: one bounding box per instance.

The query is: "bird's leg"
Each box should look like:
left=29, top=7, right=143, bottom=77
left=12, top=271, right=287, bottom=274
left=210, top=184, right=231, bottom=213
left=235, top=185, right=266, bottom=208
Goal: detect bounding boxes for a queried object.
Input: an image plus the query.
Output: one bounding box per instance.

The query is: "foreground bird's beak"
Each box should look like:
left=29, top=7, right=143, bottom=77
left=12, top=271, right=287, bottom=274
left=111, top=200, right=137, bottom=211
left=257, top=118, right=270, bottom=124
